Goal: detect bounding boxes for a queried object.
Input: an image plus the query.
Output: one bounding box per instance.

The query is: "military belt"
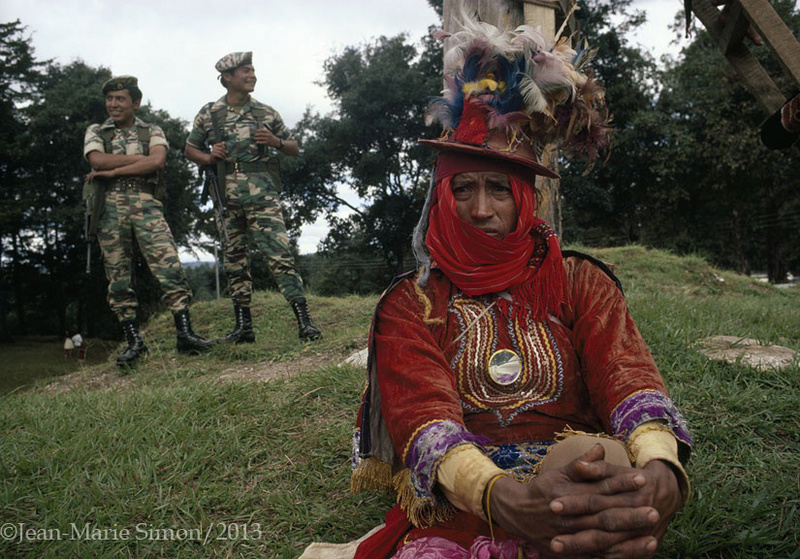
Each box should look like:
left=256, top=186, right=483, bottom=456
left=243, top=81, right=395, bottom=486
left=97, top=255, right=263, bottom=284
left=224, top=160, right=270, bottom=174
left=107, top=177, right=155, bottom=194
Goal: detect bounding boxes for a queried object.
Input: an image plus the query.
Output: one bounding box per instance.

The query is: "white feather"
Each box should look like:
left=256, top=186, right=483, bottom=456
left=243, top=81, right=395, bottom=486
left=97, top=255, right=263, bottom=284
left=519, top=77, right=549, bottom=114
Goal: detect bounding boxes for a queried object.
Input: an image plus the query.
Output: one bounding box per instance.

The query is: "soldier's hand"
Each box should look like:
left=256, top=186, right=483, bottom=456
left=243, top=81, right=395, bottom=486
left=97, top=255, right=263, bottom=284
left=209, top=142, right=227, bottom=161
left=254, top=128, right=281, bottom=148
left=86, top=169, right=115, bottom=182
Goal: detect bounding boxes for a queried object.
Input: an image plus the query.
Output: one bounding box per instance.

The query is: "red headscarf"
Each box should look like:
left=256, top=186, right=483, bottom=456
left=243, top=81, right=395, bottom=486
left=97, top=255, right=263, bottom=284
left=425, top=160, right=565, bottom=322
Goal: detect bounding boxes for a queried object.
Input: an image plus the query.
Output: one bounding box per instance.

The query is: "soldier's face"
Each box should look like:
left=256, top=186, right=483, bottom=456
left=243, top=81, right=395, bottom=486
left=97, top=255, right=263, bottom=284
left=105, top=90, right=140, bottom=128
left=226, top=64, right=257, bottom=94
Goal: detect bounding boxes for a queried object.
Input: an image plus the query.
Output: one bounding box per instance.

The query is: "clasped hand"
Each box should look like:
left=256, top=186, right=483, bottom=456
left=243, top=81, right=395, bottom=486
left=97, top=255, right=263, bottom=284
left=489, top=444, right=681, bottom=558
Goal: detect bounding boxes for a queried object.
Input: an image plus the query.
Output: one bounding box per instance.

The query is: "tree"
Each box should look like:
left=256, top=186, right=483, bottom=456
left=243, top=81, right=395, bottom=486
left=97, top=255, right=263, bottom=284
left=284, top=30, right=442, bottom=291
left=557, top=0, right=800, bottom=282
left=0, top=20, right=47, bottom=340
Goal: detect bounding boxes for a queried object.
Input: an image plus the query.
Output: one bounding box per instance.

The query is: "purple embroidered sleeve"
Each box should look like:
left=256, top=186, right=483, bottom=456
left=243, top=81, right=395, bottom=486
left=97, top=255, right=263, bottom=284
left=406, top=420, right=488, bottom=499
left=611, top=390, right=692, bottom=448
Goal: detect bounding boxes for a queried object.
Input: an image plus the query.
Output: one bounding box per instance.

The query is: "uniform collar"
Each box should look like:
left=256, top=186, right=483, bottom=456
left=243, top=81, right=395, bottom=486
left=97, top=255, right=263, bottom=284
left=213, top=94, right=254, bottom=113
left=99, top=116, right=148, bottom=130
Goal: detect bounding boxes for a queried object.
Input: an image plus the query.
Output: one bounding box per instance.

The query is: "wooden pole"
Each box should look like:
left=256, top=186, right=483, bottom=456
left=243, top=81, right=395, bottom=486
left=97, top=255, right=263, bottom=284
left=523, top=0, right=562, bottom=234
left=443, top=0, right=523, bottom=33
left=524, top=0, right=558, bottom=37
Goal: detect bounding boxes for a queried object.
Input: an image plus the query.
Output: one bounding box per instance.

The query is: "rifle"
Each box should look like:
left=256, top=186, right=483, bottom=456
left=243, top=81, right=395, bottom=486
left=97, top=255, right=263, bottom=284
left=83, top=179, right=106, bottom=274
left=202, top=165, right=230, bottom=246
left=85, top=198, right=92, bottom=274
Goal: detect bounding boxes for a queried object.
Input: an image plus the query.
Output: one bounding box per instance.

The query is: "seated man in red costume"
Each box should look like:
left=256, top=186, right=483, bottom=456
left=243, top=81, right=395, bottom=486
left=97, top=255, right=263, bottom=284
left=350, top=13, right=692, bottom=559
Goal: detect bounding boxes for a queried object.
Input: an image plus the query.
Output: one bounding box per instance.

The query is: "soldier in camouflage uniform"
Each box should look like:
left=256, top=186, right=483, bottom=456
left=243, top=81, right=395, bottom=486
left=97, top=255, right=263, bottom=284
left=185, top=52, right=321, bottom=342
left=85, top=75, right=213, bottom=366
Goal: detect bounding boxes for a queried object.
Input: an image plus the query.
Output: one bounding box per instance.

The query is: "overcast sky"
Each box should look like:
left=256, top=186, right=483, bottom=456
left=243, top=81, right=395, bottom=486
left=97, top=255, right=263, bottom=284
left=2, top=0, right=688, bottom=256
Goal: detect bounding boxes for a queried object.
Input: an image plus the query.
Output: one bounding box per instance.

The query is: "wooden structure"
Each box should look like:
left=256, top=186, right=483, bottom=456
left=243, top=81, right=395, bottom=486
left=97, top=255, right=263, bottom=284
left=690, top=0, right=800, bottom=116
left=690, top=0, right=800, bottom=154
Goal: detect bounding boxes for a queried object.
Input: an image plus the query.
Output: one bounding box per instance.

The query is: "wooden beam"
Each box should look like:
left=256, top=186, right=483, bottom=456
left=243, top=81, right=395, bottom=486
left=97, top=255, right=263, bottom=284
left=523, top=0, right=562, bottom=233
left=691, top=0, right=786, bottom=114
left=718, top=1, right=750, bottom=54
left=737, top=0, right=800, bottom=86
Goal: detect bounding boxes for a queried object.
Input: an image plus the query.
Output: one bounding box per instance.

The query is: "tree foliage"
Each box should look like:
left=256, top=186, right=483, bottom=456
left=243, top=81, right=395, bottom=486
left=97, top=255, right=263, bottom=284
left=283, top=30, right=442, bottom=292
left=0, top=20, right=47, bottom=341
left=559, top=0, right=662, bottom=245
left=630, top=0, right=799, bottom=280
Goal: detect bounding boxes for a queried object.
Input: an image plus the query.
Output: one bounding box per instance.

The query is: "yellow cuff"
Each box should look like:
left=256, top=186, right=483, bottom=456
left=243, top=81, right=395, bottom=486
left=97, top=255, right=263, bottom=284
left=437, top=444, right=505, bottom=520
left=629, top=422, right=691, bottom=503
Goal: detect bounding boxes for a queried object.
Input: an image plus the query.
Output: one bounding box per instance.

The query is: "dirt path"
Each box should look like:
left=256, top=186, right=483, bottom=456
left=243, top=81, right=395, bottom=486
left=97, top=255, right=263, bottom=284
left=215, top=352, right=337, bottom=384
left=43, top=350, right=354, bottom=394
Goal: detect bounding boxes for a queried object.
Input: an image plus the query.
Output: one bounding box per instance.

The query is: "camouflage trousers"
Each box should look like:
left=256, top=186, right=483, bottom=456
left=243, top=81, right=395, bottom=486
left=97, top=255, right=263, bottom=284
left=97, top=190, right=192, bottom=321
left=217, top=197, right=305, bottom=306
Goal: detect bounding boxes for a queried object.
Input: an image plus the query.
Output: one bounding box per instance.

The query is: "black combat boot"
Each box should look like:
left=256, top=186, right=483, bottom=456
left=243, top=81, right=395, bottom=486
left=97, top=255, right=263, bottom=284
left=290, top=298, right=322, bottom=341
left=174, top=309, right=214, bottom=355
left=116, top=319, right=147, bottom=367
left=225, top=305, right=255, bottom=344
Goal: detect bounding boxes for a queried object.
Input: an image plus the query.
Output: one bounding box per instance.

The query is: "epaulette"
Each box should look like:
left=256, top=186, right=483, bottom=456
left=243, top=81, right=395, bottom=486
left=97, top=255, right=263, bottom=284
left=562, top=250, right=624, bottom=295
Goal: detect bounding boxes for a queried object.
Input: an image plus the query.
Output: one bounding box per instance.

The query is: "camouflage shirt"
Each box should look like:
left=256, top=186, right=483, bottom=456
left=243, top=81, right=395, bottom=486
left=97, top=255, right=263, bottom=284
left=84, top=117, right=168, bottom=161
left=185, top=95, right=292, bottom=162
left=186, top=95, right=293, bottom=205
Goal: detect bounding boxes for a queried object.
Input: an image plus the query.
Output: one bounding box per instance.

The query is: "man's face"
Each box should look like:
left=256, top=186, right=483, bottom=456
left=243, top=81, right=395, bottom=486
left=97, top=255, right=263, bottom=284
left=451, top=171, right=517, bottom=240
left=105, top=89, right=139, bottom=127
left=225, top=64, right=257, bottom=94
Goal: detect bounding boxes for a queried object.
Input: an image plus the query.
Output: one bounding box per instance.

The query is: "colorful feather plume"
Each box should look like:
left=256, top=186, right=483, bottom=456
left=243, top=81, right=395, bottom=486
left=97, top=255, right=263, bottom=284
left=425, top=7, right=610, bottom=163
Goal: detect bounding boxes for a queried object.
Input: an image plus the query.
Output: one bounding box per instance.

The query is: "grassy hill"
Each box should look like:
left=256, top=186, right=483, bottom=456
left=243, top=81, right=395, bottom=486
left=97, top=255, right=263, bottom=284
left=1, top=246, right=798, bottom=558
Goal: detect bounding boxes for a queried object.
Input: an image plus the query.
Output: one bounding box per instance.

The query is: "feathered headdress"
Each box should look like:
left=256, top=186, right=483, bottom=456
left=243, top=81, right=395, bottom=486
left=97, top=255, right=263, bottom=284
left=420, top=7, right=611, bottom=178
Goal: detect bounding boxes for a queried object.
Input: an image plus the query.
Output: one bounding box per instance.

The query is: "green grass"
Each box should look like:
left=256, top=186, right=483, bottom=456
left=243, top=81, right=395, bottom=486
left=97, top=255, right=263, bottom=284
left=1, top=246, right=798, bottom=558
left=0, top=366, right=393, bottom=558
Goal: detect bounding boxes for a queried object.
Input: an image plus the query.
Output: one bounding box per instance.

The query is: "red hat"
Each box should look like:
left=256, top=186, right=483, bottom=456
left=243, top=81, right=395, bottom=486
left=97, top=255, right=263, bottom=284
left=420, top=10, right=610, bottom=180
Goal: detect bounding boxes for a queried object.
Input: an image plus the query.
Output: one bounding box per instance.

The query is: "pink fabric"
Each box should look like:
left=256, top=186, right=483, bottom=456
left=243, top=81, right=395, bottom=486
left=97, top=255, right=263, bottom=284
left=391, top=536, right=468, bottom=559
left=470, top=537, right=539, bottom=559
left=391, top=536, right=539, bottom=559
